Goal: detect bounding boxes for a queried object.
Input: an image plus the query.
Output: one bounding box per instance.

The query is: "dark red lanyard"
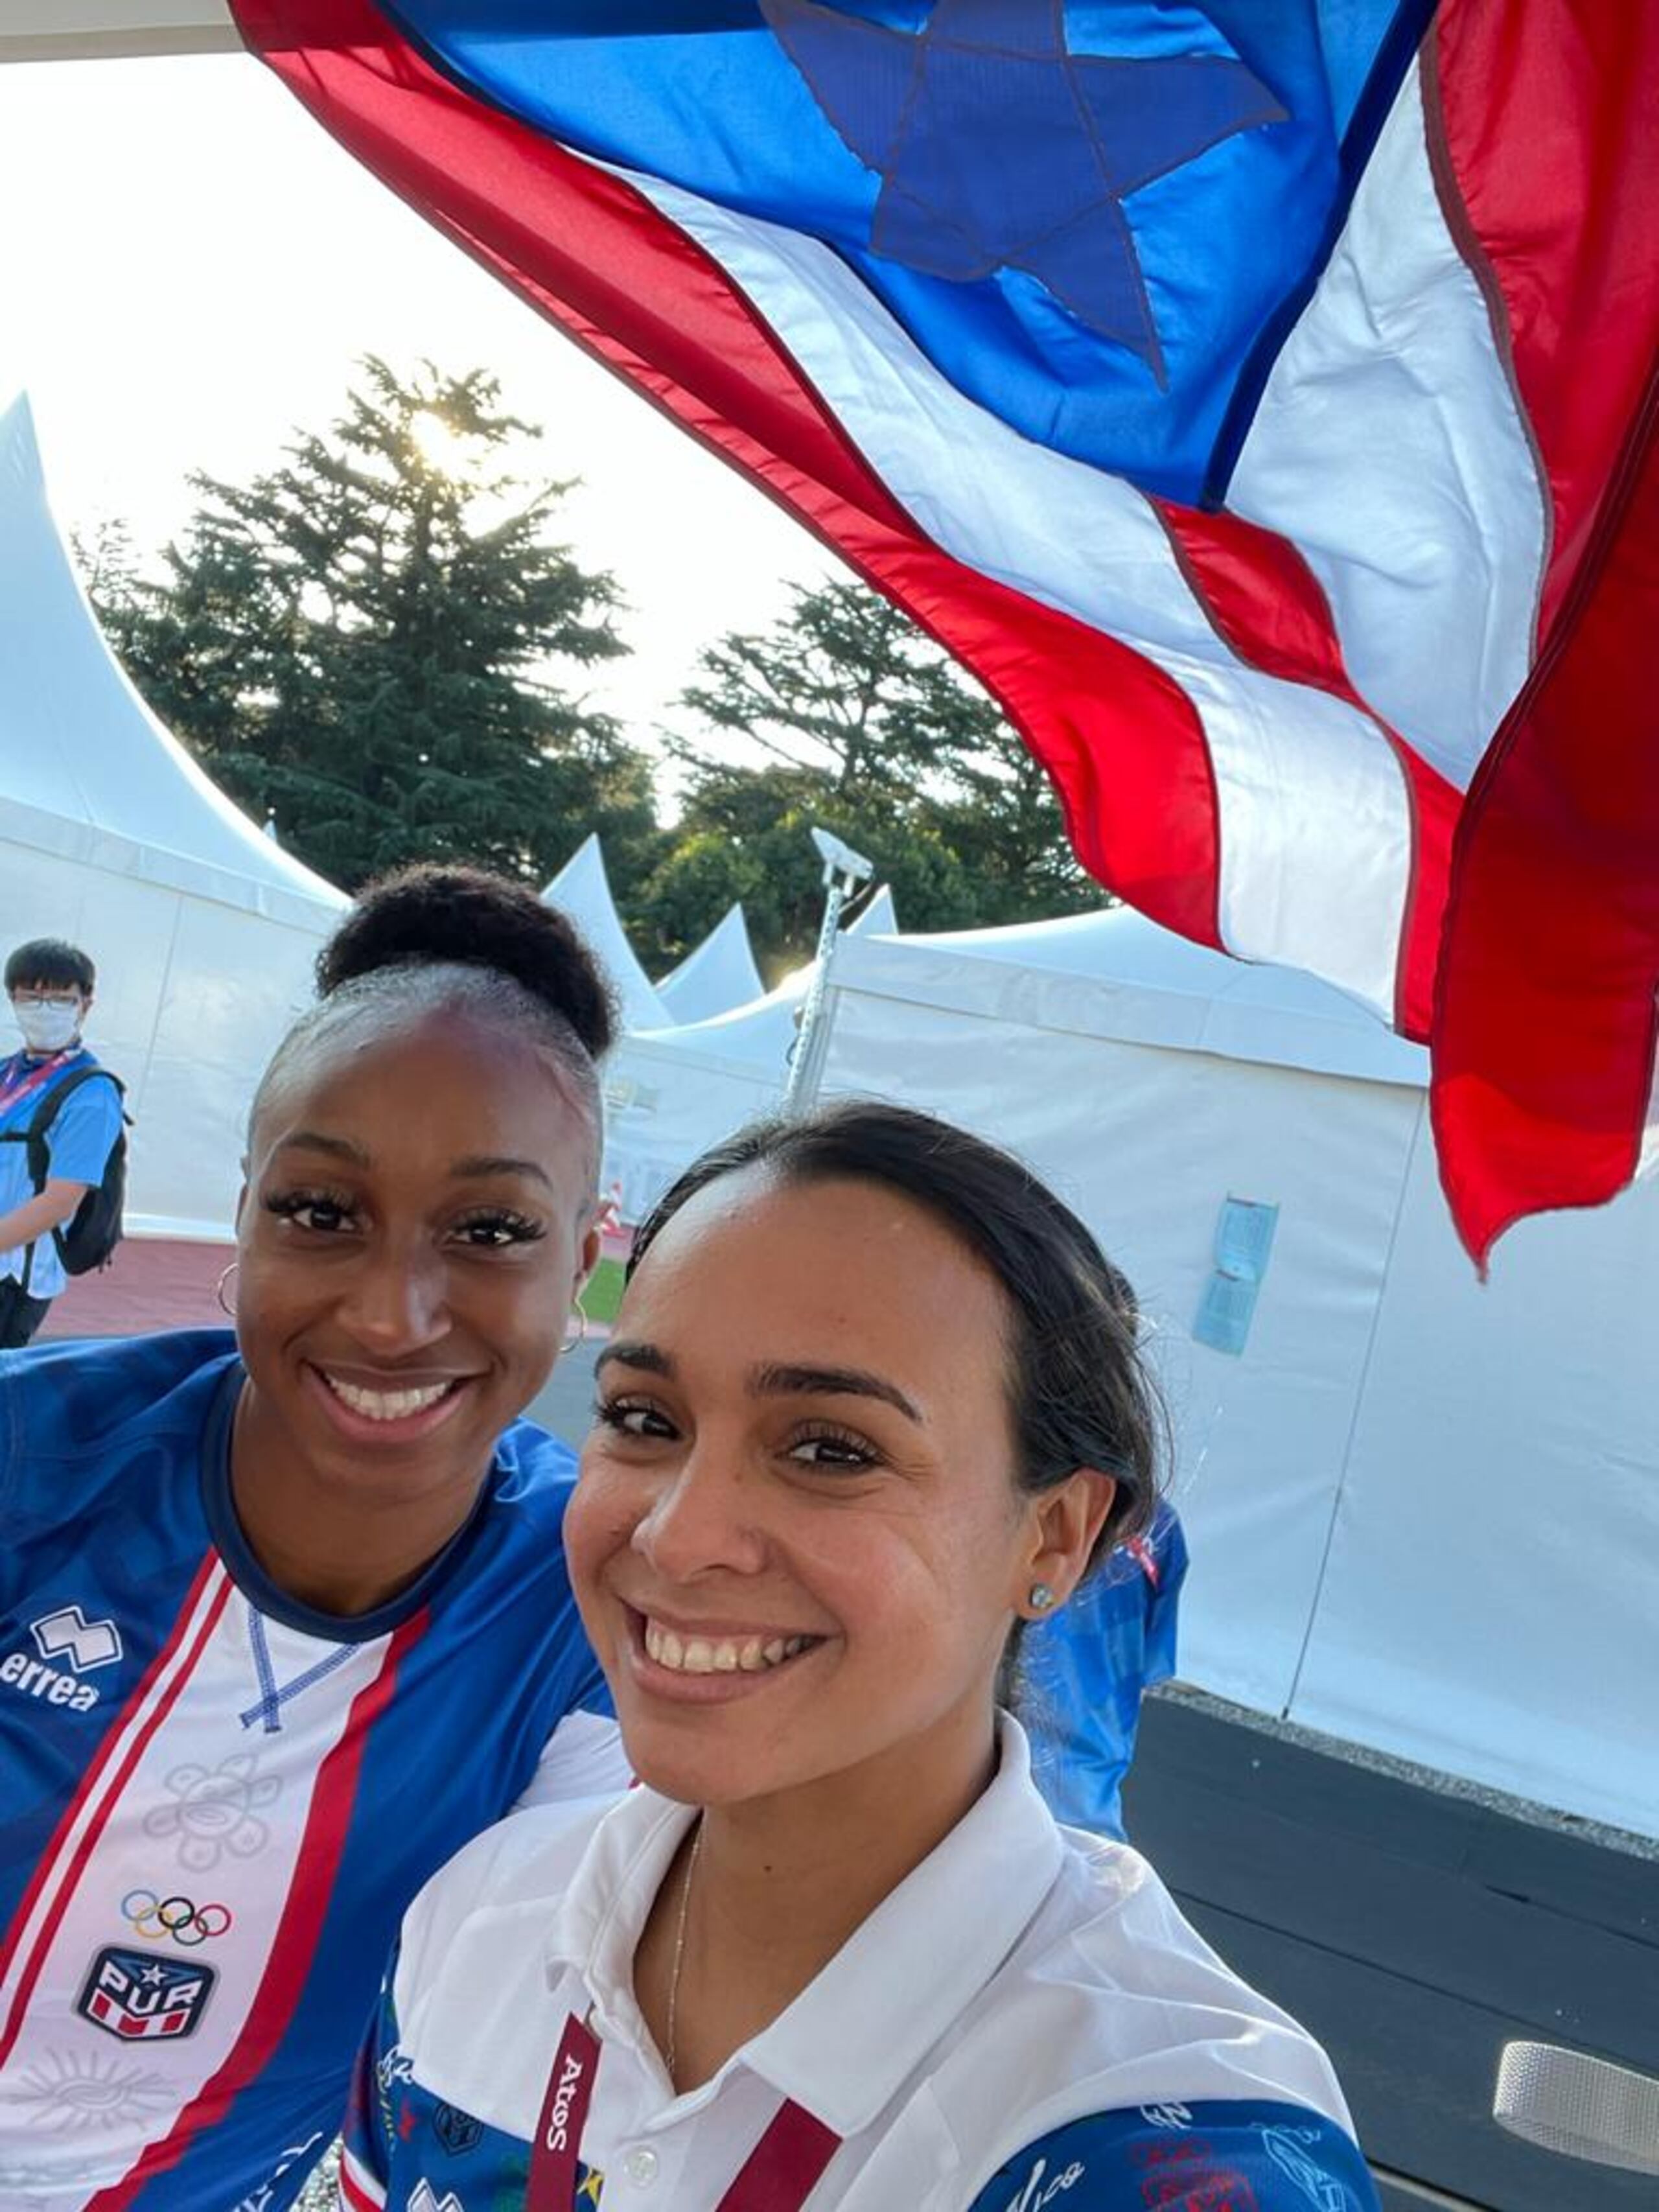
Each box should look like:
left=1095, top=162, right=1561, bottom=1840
left=526, top=2013, right=841, bottom=2211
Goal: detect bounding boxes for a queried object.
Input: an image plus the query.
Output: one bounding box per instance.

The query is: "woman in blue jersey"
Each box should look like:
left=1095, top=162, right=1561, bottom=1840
left=0, top=865, right=627, bottom=2212
left=343, top=1101, right=1380, bottom=2211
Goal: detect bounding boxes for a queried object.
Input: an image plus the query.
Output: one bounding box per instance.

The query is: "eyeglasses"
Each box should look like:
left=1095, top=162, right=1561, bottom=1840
left=10, top=992, right=84, bottom=1011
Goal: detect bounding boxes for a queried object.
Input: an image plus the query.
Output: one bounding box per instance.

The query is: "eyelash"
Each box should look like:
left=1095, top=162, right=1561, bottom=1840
left=787, top=1423, right=879, bottom=1469
left=261, top=1190, right=546, bottom=1247
left=450, top=1208, right=547, bottom=1249
left=592, top=1396, right=675, bottom=1440
left=592, top=1399, right=881, bottom=1470
left=263, top=1187, right=356, bottom=1234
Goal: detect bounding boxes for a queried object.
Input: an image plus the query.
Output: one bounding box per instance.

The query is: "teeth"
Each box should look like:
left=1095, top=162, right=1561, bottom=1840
left=325, top=1375, right=452, bottom=1422
left=645, top=1619, right=812, bottom=1675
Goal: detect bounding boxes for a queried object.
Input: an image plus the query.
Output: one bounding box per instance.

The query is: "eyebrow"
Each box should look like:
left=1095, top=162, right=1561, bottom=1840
left=275, top=1131, right=370, bottom=1167
left=597, top=1343, right=922, bottom=1423
left=450, top=1154, right=557, bottom=1193
left=598, top=1340, right=673, bottom=1379
left=754, top=1363, right=923, bottom=1424
left=273, top=1134, right=553, bottom=1191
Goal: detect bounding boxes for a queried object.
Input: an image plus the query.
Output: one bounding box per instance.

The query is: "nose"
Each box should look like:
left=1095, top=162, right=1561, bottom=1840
left=336, top=1238, right=451, bottom=1358
left=631, top=1434, right=768, bottom=1582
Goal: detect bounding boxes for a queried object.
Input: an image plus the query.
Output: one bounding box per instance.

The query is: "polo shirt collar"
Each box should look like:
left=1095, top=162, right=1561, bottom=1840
left=546, top=1716, right=1065, bottom=2137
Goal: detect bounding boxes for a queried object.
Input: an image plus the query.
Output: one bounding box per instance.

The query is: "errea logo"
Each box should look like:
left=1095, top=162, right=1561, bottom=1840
left=32, top=1606, right=122, bottom=1673
left=1, top=1607, right=123, bottom=1712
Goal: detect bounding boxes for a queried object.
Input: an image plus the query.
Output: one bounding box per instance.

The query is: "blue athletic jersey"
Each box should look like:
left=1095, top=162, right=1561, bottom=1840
left=0, top=1049, right=124, bottom=1299
left=0, top=1329, right=620, bottom=2211
left=1025, top=1500, right=1187, bottom=1839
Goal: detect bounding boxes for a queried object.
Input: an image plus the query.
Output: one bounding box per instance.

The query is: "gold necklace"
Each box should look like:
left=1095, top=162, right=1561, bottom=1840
left=664, top=1818, right=704, bottom=2082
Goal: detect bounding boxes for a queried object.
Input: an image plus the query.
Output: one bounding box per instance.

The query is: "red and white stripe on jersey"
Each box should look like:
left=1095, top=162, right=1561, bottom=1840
left=0, top=1559, right=233, bottom=2067
left=0, top=1553, right=415, bottom=2211
left=84, top=1612, right=423, bottom=2210
left=338, top=2141, right=386, bottom=2211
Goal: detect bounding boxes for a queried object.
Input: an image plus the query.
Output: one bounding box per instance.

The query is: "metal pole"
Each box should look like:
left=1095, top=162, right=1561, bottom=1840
left=780, top=874, right=850, bottom=1119
left=782, top=826, right=873, bottom=1119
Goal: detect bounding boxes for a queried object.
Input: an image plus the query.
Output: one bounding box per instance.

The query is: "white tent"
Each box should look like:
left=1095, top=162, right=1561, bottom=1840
left=542, top=833, right=669, bottom=1034
left=809, top=907, right=1659, bottom=1841
left=603, top=885, right=898, bottom=1222
left=0, top=393, right=345, bottom=1237
left=655, top=902, right=763, bottom=1024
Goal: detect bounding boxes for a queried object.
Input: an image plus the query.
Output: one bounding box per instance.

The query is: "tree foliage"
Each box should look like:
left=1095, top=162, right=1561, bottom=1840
left=636, top=581, right=1098, bottom=972
left=95, top=359, right=658, bottom=891
left=85, top=373, right=1100, bottom=979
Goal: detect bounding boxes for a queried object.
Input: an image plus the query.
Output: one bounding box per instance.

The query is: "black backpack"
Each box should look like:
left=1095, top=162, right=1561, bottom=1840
left=1, top=1066, right=130, bottom=1285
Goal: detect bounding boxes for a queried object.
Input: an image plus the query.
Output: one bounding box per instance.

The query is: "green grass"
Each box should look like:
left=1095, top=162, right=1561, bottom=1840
left=581, top=1254, right=627, bottom=1327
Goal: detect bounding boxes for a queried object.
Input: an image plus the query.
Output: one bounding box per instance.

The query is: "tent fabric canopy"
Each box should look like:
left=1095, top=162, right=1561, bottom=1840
left=541, top=832, right=668, bottom=1035
left=655, top=900, right=763, bottom=1025
left=0, top=391, right=343, bottom=1237
left=0, top=394, right=340, bottom=930
left=852, top=906, right=1430, bottom=1088
left=601, top=881, right=899, bottom=1222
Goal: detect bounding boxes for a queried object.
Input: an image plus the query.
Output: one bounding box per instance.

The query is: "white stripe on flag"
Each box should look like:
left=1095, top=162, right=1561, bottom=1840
left=1229, top=56, right=1548, bottom=791
left=616, top=164, right=1413, bottom=1017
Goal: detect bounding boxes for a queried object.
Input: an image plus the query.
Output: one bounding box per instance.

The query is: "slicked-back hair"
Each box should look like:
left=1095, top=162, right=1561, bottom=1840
left=629, top=1100, right=1166, bottom=1570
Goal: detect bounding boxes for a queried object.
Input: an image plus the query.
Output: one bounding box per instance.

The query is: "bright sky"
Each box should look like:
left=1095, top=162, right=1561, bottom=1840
left=0, top=49, right=835, bottom=746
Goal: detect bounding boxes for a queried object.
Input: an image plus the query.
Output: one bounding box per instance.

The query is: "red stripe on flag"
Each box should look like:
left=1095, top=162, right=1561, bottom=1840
left=1154, top=499, right=1461, bottom=1038
left=1433, top=369, right=1659, bottom=1264
left=1426, top=0, right=1659, bottom=1257
left=230, top=0, right=1224, bottom=946
left=1429, top=1, right=1659, bottom=641
left=88, top=1611, right=428, bottom=2209
left=0, top=1557, right=227, bottom=2068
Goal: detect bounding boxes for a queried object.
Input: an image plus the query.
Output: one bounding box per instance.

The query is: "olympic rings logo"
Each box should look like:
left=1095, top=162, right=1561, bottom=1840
left=119, top=1887, right=234, bottom=1946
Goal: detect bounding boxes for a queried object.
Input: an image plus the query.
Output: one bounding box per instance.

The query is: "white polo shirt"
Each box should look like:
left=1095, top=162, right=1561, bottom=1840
left=340, top=1719, right=1378, bottom=2210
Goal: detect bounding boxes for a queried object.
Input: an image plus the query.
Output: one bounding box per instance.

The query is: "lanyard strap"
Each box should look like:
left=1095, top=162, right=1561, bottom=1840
left=0, top=1049, right=81, bottom=1120
left=527, top=2013, right=841, bottom=2211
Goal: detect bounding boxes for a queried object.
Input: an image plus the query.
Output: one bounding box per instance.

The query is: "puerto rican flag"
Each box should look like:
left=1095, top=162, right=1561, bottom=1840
left=233, top=0, right=1658, bottom=1264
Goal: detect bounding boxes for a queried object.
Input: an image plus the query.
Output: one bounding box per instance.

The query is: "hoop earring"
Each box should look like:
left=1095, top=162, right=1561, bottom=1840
left=559, top=1301, right=589, bottom=1356
left=215, top=1262, right=238, bottom=1319
left=1027, top=1581, right=1058, bottom=1614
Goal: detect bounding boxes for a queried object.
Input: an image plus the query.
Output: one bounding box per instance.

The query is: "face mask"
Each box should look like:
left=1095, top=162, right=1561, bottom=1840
left=13, top=1001, right=82, bottom=1054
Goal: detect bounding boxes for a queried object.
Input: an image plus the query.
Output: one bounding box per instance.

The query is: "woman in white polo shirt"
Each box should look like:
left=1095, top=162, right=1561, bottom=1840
left=340, top=1101, right=1379, bottom=2212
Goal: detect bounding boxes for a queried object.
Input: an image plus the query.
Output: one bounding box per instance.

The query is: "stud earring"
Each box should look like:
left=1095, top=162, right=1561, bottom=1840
left=1027, top=1582, right=1057, bottom=1613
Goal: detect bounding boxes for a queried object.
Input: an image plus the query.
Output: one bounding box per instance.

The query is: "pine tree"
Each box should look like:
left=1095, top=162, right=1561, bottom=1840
left=97, top=359, right=656, bottom=891
left=639, top=580, right=1096, bottom=972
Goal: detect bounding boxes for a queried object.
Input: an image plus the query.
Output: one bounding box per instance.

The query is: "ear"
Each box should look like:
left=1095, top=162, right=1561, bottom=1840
left=572, top=1217, right=603, bottom=1303
left=1015, top=1469, right=1119, bottom=1618
left=233, top=1180, right=249, bottom=1233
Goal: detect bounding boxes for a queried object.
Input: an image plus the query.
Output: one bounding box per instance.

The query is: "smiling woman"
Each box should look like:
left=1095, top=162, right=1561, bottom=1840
left=342, top=1102, right=1382, bottom=2212
left=0, top=864, right=631, bottom=2212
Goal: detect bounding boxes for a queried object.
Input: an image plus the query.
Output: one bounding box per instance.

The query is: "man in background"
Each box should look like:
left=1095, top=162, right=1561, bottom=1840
left=0, top=938, right=124, bottom=1347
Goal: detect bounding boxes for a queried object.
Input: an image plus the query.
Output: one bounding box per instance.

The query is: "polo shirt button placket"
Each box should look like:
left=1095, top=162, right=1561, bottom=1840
left=622, top=2143, right=660, bottom=2187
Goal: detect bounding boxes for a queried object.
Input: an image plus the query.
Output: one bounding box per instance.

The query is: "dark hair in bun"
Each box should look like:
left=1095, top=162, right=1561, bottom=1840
left=248, top=863, right=615, bottom=1173
left=317, top=863, right=615, bottom=1059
